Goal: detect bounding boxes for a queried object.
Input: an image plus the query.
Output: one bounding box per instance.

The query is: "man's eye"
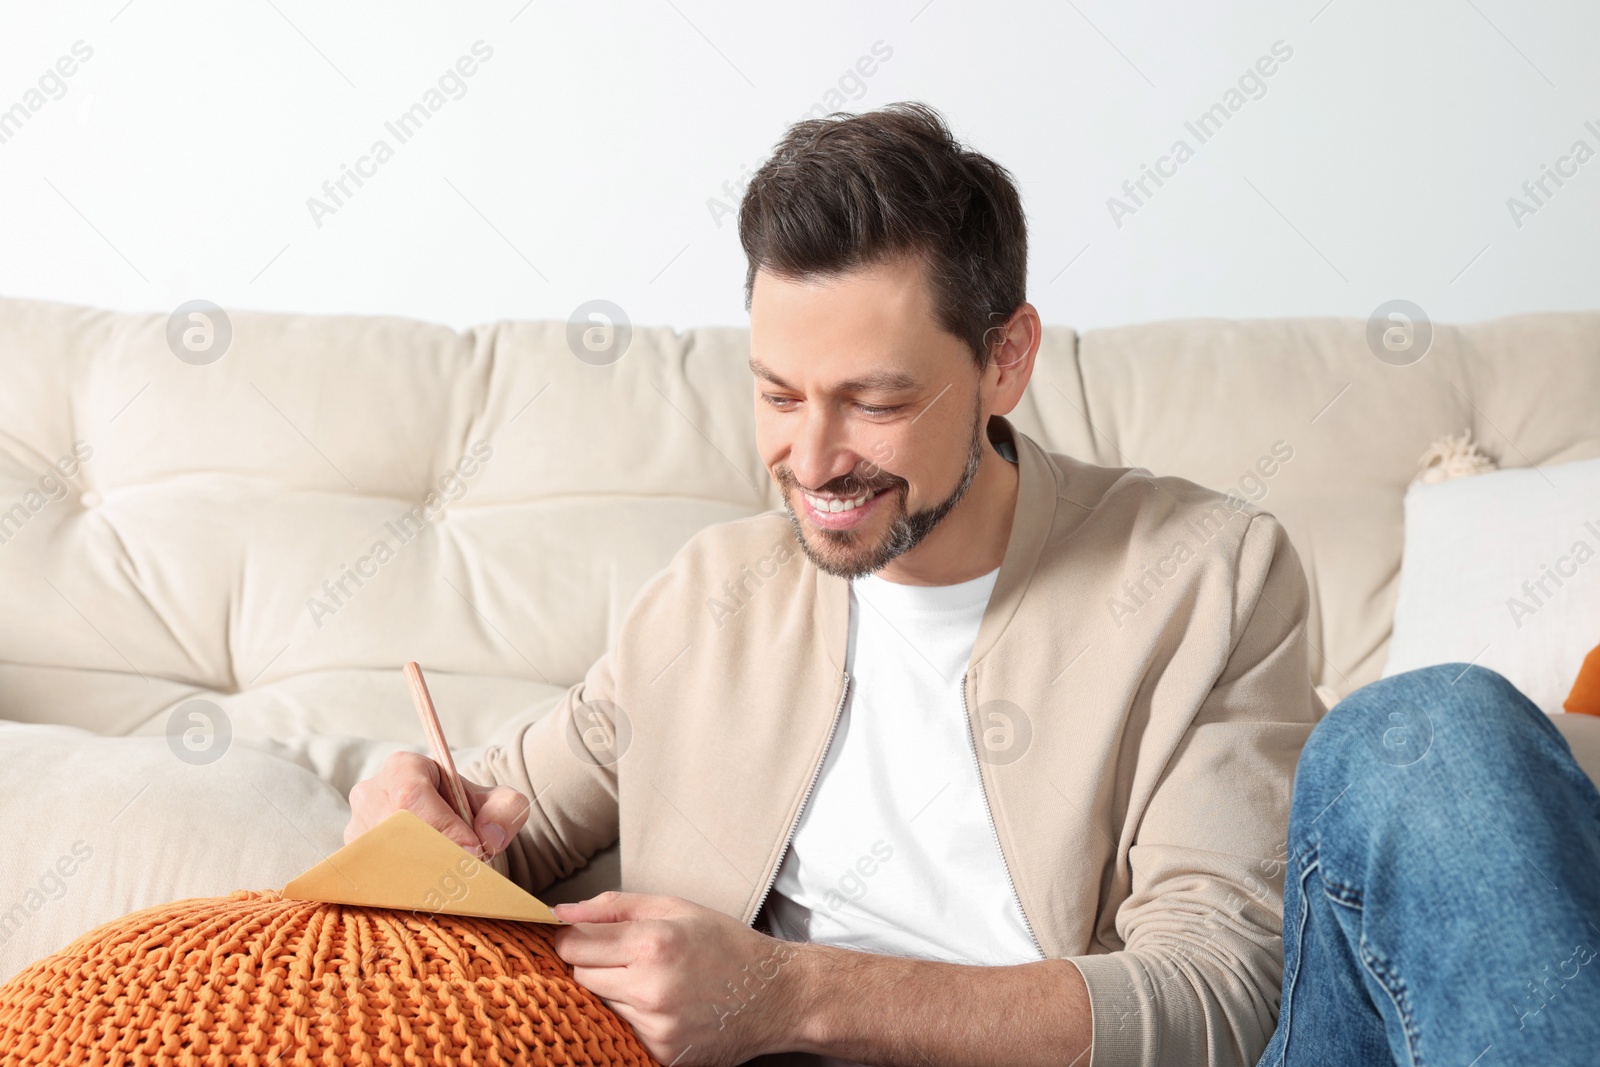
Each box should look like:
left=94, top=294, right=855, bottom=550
left=856, top=403, right=902, bottom=417
left=763, top=394, right=799, bottom=409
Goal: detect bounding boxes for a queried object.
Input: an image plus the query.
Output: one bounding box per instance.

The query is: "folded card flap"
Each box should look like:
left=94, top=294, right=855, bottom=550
left=282, top=808, right=563, bottom=924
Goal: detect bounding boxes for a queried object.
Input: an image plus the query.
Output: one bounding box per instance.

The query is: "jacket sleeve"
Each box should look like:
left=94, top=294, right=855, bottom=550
left=461, top=644, right=624, bottom=895
left=1066, top=512, right=1325, bottom=1067
left=460, top=519, right=723, bottom=894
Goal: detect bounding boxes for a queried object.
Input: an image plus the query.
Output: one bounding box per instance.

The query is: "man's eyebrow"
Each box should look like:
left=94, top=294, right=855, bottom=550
left=748, top=357, right=919, bottom=394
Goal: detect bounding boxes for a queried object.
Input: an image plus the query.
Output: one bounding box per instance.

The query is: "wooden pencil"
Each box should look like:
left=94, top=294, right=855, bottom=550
left=402, top=660, right=484, bottom=859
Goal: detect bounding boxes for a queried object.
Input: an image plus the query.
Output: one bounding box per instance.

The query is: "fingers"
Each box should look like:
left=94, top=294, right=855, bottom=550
left=464, top=781, right=531, bottom=860
left=550, top=920, right=642, bottom=968
left=552, top=891, right=675, bottom=925
left=346, top=751, right=484, bottom=857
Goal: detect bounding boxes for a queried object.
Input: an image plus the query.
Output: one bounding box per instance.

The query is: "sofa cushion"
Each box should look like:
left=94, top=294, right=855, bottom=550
left=0, top=721, right=347, bottom=984
left=0, top=297, right=783, bottom=742
left=1059, top=312, right=1600, bottom=699
left=1382, top=454, right=1600, bottom=715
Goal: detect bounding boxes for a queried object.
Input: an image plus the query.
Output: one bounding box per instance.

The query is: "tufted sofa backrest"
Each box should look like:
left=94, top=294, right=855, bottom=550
left=2, top=295, right=1597, bottom=745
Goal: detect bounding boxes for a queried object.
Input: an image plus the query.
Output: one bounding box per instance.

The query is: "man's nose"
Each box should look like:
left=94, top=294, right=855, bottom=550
left=788, top=409, right=861, bottom=492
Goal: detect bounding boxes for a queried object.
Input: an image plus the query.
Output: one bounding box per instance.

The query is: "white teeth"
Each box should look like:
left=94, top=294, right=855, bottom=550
left=805, top=490, right=873, bottom=514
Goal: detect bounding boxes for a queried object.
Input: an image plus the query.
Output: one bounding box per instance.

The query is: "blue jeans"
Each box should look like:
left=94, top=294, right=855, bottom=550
left=1257, top=663, right=1600, bottom=1066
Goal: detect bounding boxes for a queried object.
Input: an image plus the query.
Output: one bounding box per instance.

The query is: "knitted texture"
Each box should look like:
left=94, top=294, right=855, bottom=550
left=0, top=889, right=659, bottom=1066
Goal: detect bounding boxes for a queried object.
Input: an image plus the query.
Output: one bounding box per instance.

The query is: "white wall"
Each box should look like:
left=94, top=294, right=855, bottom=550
left=1, top=0, right=1595, bottom=334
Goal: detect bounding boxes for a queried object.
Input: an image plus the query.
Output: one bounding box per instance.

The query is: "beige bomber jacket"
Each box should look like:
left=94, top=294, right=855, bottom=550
left=466, top=416, right=1325, bottom=1067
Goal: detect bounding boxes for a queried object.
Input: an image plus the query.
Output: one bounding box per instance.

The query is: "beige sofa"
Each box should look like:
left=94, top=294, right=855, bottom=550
left=2, top=293, right=1598, bottom=984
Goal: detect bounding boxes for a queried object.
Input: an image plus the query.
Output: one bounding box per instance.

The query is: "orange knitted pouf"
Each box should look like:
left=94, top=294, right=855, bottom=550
left=0, top=889, right=659, bottom=1066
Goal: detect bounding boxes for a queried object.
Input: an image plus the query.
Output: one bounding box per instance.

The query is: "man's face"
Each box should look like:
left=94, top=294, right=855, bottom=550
left=749, top=256, right=988, bottom=579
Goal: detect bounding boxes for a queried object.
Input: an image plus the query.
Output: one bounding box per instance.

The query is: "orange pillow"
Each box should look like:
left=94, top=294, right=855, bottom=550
left=1567, top=642, right=1600, bottom=716
left=0, top=889, right=658, bottom=1066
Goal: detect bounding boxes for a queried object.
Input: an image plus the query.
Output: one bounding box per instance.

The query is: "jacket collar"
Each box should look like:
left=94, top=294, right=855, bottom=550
left=812, top=415, right=1068, bottom=673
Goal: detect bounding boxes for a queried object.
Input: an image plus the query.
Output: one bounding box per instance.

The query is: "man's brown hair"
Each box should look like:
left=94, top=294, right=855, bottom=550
left=738, top=101, right=1028, bottom=369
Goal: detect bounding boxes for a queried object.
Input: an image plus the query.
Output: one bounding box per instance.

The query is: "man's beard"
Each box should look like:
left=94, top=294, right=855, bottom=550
left=775, top=397, right=988, bottom=580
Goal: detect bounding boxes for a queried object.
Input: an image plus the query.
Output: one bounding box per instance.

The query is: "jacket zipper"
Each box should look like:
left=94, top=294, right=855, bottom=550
left=960, top=670, right=1044, bottom=957
left=749, top=671, right=852, bottom=927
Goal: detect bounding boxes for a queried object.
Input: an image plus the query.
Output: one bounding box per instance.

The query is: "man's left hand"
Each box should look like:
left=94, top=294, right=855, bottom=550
left=550, top=891, right=804, bottom=1067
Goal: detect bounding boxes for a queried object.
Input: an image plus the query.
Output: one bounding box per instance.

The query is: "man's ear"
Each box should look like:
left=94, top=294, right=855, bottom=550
left=985, top=302, right=1042, bottom=417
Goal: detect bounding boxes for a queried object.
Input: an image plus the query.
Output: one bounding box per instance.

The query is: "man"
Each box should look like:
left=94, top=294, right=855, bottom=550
left=347, top=103, right=1600, bottom=1065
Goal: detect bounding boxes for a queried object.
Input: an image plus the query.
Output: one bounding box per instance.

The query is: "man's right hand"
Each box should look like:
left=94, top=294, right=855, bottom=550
left=346, top=751, right=531, bottom=861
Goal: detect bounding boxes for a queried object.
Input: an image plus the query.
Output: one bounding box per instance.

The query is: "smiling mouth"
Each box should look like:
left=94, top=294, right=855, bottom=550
left=802, top=488, right=882, bottom=514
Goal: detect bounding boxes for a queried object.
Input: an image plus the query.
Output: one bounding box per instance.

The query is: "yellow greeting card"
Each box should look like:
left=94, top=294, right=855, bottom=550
left=283, top=808, right=563, bottom=924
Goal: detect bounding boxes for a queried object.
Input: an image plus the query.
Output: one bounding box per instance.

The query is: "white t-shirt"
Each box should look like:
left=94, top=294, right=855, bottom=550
left=763, top=564, right=1042, bottom=1059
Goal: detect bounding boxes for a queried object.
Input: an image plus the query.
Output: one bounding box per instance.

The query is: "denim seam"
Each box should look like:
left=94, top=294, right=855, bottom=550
left=1321, top=877, right=1363, bottom=910
left=1319, top=865, right=1425, bottom=1064
left=1264, top=847, right=1318, bottom=1067
left=1357, top=935, right=1424, bottom=1067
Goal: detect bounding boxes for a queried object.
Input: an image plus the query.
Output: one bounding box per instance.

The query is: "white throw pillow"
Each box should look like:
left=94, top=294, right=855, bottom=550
left=0, top=723, right=350, bottom=985
left=1383, top=454, right=1600, bottom=715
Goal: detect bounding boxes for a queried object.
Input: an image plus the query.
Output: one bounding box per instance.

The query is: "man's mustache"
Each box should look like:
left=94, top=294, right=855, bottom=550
left=775, top=463, right=904, bottom=498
